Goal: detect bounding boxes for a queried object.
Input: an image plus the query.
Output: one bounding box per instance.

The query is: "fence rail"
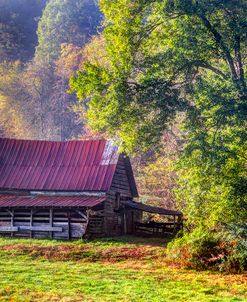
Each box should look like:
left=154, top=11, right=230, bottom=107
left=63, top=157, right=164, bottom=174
left=134, top=221, right=183, bottom=237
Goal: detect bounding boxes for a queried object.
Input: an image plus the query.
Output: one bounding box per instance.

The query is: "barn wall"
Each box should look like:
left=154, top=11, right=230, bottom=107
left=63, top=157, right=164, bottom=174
left=0, top=154, right=139, bottom=239
left=86, top=203, right=105, bottom=237
left=109, top=155, right=133, bottom=198
left=0, top=208, right=88, bottom=239
left=125, top=209, right=142, bottom=234
left=104, top=155, right=134, bottom=236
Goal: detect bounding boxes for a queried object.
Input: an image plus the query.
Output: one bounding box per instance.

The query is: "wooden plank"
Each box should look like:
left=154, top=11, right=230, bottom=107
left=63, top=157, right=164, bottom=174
left=32, top=218, right=50, bottom=221
left=11, top=209, right=14, bottom=237
left=19, top=226, right=63, bottom=232
left=30, top=209, right=33, bottom=238
left=123, top=206, right=127, bottom=235
left=0, top=226, right=19, bottom=232
left=75, top=210, right=88, bottom=220
left=67, top=212, right=71, bottom=240
left=49, top=208, right=53, bottom=239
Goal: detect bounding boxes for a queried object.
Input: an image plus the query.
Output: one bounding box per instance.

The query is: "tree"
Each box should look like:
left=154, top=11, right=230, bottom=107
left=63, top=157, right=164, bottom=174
left=0, top=0, right=47, bottom=62
left=21, top=0, right=103, bottom=140
left=35, top=0, right=102, bottom=66
left=135, top=125, right=183, bottom=210
left=52, top=43, right=85, bottom=140
left=0, top=0, right=102, bottom=140
left=23, top=60, right=59, bottom=140
left=0, top=61, right=34, bottom=137
left=71, top=0, right=246, bottom=152
left=71, top=0, right=247, bottom=267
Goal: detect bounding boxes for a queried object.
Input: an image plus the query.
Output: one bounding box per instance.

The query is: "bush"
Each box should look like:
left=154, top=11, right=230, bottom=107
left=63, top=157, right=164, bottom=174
left=167, top=225, right=247, bottom=273
left=219, top=224, right=247, bottom=272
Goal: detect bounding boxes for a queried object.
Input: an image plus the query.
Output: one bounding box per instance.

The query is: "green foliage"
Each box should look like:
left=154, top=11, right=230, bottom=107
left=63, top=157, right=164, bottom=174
left=167, top=227, right=220, bottom=269
left=221, top=224, right=247, bottom=272
left=134, top=127, right=182, bottom=209
left=71, top=0, right=247, bottom=271
left=167, top=224, right=247, bottom=272
left=71, top=0, right=247, bottom=218
left=174, top=70, right=246, bottom=230
left=35, top=0, right=102, bottom=65
left=71, top=0, right=246, bottom=152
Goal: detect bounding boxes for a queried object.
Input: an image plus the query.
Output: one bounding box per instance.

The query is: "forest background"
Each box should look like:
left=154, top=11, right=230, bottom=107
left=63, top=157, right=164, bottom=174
left=0, top=0, right=246, bottom=272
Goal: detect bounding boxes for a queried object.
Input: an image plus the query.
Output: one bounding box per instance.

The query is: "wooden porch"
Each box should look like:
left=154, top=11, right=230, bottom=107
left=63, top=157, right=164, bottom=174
left=134, top=221, right=183, bottom=237
left=123, top=200, right=183, bottom=237
left=0, top=207, right=89, bottom=240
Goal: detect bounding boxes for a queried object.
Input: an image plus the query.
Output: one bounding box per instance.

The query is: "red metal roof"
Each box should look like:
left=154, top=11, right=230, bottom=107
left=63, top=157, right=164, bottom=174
left=0, top=138, right=119, bottom=191
left=0, top=194, right=106, bottom=207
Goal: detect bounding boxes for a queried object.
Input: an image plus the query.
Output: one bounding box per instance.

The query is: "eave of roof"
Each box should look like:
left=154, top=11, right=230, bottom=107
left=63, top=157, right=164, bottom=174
left=123, top=201, right=182, bottom=216
left=0, top=194, right=106, bottom=208
left=123, top=156, right=139, bottom=198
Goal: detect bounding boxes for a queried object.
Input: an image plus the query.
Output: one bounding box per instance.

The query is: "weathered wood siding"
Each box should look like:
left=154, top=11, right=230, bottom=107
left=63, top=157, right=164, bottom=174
left=109, top=155, right=133, bottom=197
left=86, top=205, right=105, bottom=237
left=104, top=155, right=136, bottom=236
left=125, top=209, right=142, bottom=234
left=0, top=208, right=88, bottom=239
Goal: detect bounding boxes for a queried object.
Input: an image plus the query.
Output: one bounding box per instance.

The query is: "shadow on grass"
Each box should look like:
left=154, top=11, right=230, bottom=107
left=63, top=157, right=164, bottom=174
left=90, top=235, right=171, bottom=247
left=0, top=234, right=171, bottom=248
left=0, top=235, right=170, bottom=262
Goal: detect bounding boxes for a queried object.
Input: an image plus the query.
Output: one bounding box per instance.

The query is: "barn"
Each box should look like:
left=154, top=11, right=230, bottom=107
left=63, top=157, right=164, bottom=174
left=0, top=138, right=182, bottom=239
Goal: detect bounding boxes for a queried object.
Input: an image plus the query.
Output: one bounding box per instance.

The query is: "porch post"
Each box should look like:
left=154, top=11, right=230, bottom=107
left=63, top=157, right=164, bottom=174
left=11, top=209, right=14, bottom=237
left=123, top=206, right=127, bottom=235
left=30, top=209, right=33, bottom=238
left=49, top=208, right=53, bottom=239
left=173, top=215, right=176, bottom=234
left=67, top=211, right=71, bottom=240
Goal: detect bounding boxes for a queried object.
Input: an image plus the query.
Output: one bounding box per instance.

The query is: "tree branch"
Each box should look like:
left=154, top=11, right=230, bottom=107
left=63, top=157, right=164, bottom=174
left=222, top=7, right=246, bottom=90
left=172, top=60, right=227, bottom=80
left=196, top=61, right=227, bottom=79
left=198, top=13, right=238, bottom=81
left=234, top=34, right=246, bottom=89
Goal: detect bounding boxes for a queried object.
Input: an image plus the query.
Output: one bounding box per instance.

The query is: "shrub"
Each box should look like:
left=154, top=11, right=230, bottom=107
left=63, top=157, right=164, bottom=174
left=167, top=225, right=247, bottom=273
left=219, top=224, right=247, bottom=272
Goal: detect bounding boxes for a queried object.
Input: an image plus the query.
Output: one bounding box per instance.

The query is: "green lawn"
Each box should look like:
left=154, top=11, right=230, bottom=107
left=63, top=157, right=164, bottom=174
left=0, top=236, right=246, bottom=302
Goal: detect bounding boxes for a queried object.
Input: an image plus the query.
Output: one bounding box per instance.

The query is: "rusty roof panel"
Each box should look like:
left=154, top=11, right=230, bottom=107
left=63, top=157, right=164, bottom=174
left=0, top=138, right=119, bottom=191
left=0, top=194, right=106, bottom=208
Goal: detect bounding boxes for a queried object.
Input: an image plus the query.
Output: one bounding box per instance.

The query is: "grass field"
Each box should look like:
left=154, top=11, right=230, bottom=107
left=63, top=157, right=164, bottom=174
left=0, top=236, right=246, bottom=302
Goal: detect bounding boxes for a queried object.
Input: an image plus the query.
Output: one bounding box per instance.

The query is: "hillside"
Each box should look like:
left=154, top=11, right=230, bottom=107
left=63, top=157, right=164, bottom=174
left=0, top=0, right=101, bottom=140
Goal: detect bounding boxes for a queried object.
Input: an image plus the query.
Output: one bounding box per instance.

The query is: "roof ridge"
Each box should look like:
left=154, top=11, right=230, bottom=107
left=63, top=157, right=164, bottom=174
left=0, top=137, right=109, bottom=143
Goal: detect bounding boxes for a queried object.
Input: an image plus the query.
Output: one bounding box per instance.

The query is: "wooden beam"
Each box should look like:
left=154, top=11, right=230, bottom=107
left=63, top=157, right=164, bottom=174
left=75, top=210, right=88, bottom=221
left=83, top=209, right=90, bottom=239
left=10, top=209, right=14, bottom=237
left=18, top=226, right=63, bottom=232
left=0, top=226, right=18, bottom=232
left=30, top=209, right=33, bottom=238
left=67, top=211, right=71, bottom=240
left=49, top=208, right=53, bottom=239
left=123, top=206, right=127, bottom=235
left=6, top=209, right=14, bottom=217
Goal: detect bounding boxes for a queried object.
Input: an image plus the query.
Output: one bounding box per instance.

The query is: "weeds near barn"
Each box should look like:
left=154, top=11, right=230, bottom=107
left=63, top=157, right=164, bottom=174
left=0, top=236, right=246, bottom=302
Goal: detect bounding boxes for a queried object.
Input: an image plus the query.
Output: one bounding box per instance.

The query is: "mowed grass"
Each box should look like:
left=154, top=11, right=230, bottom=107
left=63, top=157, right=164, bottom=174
left=0, top=236, right=246, bottom=302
